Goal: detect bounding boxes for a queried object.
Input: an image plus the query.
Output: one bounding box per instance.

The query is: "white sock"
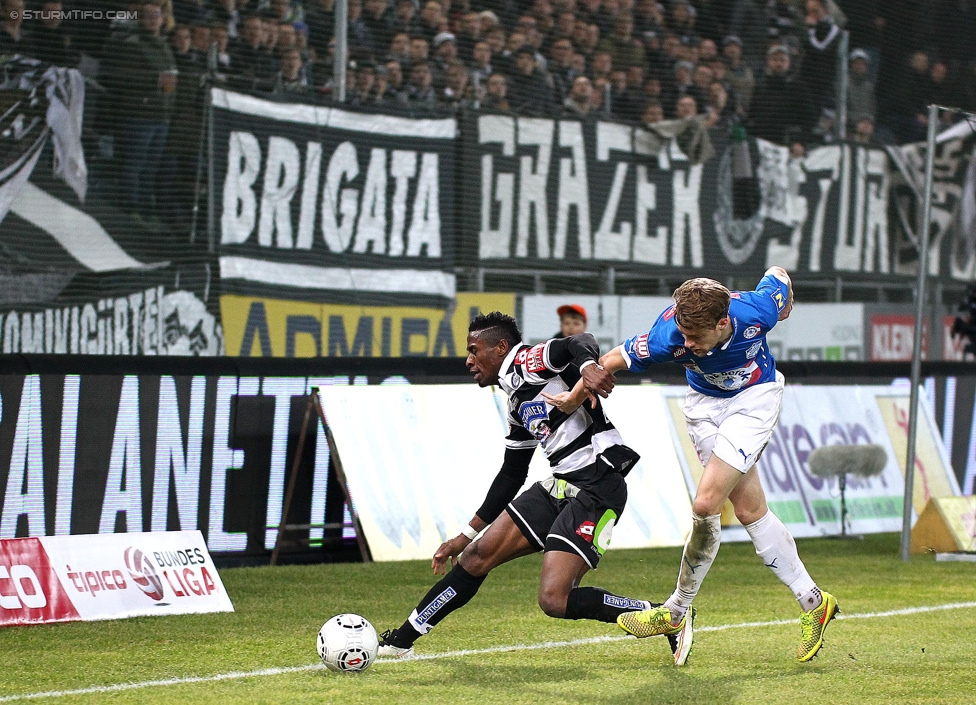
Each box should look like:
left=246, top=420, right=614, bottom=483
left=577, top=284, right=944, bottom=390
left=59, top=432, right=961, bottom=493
left=665, top=513, right=722, bottom=623
left=744, top=510, right=819, bottom=609
left=797, top=587, right=823, bottom=612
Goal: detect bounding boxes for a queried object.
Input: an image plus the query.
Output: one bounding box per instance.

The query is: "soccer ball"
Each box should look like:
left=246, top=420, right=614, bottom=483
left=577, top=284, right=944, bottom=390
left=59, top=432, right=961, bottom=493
left=316, top=614, right=379, bottom=673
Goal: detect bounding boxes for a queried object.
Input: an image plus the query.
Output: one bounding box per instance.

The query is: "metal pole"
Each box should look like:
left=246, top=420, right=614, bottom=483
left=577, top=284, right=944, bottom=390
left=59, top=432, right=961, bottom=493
left=900, top=103, right=939, bottom=561
left=334, top=0, right=348, bottom=103
left=206, top=87, right=216, bottom=254
left=189, top=81, right=209, bottom=245
left=191, top=55, right=218, bottom=246
left=836, top=30, right=849, bottom=141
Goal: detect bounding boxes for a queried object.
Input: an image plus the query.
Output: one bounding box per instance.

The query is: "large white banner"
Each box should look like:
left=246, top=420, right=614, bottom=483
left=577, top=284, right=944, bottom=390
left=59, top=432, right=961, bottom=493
left=322, top=383, right=960, bottom=559
left=320, top=385, right=506, bottom=562
left=0, top=531, right=233, bottom=628
left=321, top=384, right=691, bottom=561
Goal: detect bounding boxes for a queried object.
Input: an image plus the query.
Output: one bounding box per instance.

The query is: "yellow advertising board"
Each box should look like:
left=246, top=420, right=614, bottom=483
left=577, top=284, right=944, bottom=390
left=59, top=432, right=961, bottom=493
left=874, top=393, right=959, bottom=516
left=910, top=496, right=976, bottom=554
left=220, top=293, right=515, bottom=357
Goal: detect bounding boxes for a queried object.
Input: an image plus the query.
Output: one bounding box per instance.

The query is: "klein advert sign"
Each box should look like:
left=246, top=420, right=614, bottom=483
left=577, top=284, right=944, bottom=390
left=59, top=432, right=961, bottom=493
left=0, top=530, right=233, bottom=627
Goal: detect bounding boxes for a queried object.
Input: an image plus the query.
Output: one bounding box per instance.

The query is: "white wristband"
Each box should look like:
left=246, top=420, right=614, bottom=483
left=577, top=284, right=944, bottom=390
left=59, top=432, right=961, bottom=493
left=460, top=525, right=479, bottom=540
left=579, top=359, right=598, bottom=372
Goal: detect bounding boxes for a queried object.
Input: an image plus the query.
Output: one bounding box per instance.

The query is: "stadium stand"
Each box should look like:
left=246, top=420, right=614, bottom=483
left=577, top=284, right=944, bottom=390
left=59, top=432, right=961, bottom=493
left=7, top=1, right=976, bottom=216
left=1, top=0, right=976, bottom=332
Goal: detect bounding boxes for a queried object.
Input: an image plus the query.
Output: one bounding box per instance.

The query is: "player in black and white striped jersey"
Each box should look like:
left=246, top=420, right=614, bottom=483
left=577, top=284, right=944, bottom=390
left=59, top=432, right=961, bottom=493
left=378, top=312, right=687, bottom=661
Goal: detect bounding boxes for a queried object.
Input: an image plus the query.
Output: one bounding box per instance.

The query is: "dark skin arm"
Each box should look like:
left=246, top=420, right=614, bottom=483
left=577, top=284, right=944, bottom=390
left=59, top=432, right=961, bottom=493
left=544, top=346, right=629, bottom=413
left=431, top=515, right=488, bottom=574
left=540, top=333, right=616, bottom=408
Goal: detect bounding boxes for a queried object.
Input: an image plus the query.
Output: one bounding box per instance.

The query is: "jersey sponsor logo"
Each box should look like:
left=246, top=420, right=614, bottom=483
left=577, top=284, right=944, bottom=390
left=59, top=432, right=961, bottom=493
left=729, top=292, right=741, bottom=299
left=663, top=305, right=676, bottom=321
left=770, top=289, right=786, bottom=311
left=673, top=347, right=687, bottom=357
left=745, top=340, right=763, bottom=359
left=525, top=343, right=546, bottom=373
left=515, top=349, right=528, bottom=365
left=702, top=361, right=763, bottom=391
left=743, top=325, right=761, bottom=339
left=575, top=521, right=595, bottom=542
left=518, top=401, right=551, bottom=445
left=635, top=333, right=650, bottom=359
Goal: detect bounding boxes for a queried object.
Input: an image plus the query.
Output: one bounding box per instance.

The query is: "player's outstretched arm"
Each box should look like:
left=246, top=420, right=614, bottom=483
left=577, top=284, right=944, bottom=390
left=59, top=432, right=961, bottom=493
left=765, top=266, right=794, bottom=321
left=546, top=333, right=616, bottom=400
left=598, top=345, right=631, bottom=374
left=542, top=378, right=589, bottom=413
left=541, top=333, right=614, bottom=411
left=543, top=344, right=631, bottom=413
left=432, top=514, right=488, bottom=574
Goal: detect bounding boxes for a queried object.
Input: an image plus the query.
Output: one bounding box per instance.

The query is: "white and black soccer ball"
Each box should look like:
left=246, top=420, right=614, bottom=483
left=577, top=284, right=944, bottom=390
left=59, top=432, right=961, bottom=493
left=317, top=614, right=379, bottom=673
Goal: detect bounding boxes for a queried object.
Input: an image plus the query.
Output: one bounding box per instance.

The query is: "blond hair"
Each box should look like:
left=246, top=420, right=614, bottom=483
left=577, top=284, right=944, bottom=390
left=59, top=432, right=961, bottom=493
left=673, top=278, right=730, bottom=330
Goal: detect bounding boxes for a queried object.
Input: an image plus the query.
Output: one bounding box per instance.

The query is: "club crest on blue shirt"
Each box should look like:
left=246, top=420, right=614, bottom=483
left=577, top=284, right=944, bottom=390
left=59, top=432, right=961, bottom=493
left=634, top=332, right=650, bottom=358
left=744, top=325, right=761, bottom=339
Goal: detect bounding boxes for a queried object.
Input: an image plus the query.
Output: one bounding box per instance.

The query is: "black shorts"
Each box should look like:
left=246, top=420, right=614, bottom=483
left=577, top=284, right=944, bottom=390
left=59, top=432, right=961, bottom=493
left=505, top=471, right=627, bottom=569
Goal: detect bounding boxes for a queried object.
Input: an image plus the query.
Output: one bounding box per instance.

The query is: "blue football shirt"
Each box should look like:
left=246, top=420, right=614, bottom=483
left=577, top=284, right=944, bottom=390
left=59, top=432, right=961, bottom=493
left=621, top=274, right=789, bottom=398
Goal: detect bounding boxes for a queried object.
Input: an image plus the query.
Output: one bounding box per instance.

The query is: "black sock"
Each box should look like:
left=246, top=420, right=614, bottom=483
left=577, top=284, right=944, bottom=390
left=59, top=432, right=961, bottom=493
left=564, top=587, right=654, bottom=623
left=389, top=563, right=487, bottom=647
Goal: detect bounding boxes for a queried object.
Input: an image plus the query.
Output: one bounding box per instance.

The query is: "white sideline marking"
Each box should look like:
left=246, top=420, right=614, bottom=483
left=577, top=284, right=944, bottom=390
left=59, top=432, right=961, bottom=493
left=2, top=601, right=974, bottom=702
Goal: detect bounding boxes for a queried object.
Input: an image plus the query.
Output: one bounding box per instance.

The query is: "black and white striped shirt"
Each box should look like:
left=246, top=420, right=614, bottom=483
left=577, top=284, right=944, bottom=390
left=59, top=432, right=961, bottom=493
left=496, top=335, right=626, bottom=485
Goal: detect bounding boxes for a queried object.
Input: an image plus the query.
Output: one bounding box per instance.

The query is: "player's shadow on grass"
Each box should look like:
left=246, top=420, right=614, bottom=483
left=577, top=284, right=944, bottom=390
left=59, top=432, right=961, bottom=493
left=444, top=659, right=741, bottom=704
left=591, top=670, right=744, bottom=705
left=444, top=660, right=592, bottom=687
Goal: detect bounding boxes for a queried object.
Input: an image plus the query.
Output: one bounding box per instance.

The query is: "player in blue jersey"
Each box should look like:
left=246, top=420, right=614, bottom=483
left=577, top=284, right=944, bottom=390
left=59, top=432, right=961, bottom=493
left=544, top=268, right=839, bottom=663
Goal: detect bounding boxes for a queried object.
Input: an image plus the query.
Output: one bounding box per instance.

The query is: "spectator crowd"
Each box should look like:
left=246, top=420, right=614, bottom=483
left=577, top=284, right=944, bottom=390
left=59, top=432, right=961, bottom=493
left=3, top=0, right=976, bottom=224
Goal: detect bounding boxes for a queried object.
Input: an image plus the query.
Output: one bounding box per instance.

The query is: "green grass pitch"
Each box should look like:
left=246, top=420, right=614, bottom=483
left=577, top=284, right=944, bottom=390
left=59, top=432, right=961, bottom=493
left=1, top=533, right=974, bottom=704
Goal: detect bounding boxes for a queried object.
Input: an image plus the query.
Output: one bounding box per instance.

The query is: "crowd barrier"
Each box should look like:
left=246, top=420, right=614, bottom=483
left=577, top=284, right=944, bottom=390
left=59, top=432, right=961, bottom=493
left=0, top=358, right=970, bottom=563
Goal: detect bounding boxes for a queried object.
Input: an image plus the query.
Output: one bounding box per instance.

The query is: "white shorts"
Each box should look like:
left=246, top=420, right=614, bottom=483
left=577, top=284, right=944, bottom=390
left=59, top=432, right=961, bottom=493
left=682, top=371, right=785, bottom=473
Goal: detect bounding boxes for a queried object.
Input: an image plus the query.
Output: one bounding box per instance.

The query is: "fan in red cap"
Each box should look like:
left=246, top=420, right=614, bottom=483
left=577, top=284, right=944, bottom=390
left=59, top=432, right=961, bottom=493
left=555, top=304, right=587, bottom=338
